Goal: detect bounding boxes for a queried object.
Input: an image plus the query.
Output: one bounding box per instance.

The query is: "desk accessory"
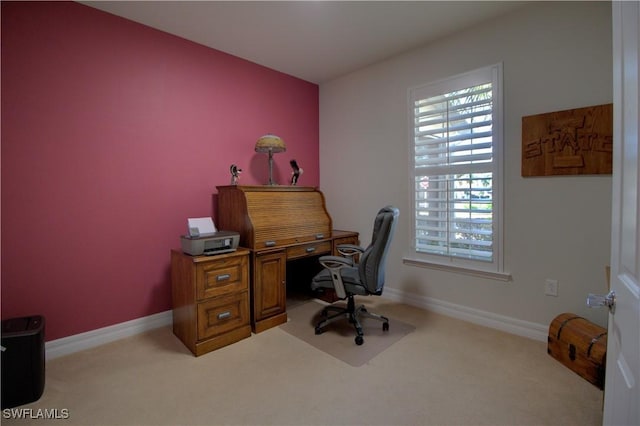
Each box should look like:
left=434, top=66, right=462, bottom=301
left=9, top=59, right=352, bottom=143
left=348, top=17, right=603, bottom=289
left=255, top=134, right=286, bottom=185
left=187, top=217, right=216, bottom=237
left=182, top=217, right=238, bottom=255
left=180, top=231, right=239, bottom=256
left=290, top=159, right=303, bottom=185
left=229, top=164, right=242, bottom=185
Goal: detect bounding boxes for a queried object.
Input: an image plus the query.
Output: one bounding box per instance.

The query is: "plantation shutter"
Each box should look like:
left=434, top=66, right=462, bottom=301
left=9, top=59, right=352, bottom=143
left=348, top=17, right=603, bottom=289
left=411, top=68, right=496, bottom=262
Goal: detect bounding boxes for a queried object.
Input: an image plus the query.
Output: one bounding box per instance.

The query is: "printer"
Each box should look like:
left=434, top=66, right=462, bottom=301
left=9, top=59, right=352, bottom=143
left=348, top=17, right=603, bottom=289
left=180, top=217, right=239, bottom=256
left=181, top=231, right=239, bottom=256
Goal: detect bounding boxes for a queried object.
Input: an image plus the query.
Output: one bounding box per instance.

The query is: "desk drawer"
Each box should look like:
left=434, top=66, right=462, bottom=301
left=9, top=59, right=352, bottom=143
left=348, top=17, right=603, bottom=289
left=197, top=291, right=249, bottom=341
left=286, top=241, right=331, bottom=260
left=197, top=255, right=248, bottom=300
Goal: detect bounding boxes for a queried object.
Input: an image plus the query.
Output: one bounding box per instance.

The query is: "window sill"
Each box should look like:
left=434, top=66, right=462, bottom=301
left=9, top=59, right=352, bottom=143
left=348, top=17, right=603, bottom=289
left=402, top=257, right=512, bottom=282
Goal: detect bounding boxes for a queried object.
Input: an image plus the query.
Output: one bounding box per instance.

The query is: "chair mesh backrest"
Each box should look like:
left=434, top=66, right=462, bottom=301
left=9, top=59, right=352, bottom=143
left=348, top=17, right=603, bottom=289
left=358, top=206, right=399, bottom=294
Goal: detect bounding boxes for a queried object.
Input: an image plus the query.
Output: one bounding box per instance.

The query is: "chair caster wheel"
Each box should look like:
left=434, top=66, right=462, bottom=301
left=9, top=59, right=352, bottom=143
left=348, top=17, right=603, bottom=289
left=382, top=322, right=389, bottom=332
left=315, top=327, right=324, bottom=335
left=355, top=336, right=364, bottom=345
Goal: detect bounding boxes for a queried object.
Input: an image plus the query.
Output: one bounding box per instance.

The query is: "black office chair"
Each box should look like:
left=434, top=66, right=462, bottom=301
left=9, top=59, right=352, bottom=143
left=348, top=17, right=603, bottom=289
left=311, top=206, right=399, bottom=345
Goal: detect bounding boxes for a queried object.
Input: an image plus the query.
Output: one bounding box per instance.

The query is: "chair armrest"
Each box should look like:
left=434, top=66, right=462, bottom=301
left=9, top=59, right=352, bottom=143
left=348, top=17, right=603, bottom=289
left=318, top=255, right=354, bottom=269
left=336, top=244, right=364, bottom=258
left=317, top=256, right=351, bottom=299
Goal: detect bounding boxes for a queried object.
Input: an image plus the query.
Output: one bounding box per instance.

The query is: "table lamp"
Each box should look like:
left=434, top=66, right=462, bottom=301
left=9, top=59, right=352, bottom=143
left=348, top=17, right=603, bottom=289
left=255, top=134, right=286, bottom=185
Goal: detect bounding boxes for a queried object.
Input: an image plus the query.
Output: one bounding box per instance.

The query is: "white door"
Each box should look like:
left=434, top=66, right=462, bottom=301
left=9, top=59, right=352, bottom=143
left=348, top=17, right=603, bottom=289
left=604, top=2, right=640, bottom=425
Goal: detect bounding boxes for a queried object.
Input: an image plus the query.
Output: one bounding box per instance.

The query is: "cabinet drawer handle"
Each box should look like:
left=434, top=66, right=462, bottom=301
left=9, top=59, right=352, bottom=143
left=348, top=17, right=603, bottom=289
left=306, top=247, right=316, bottom=253
left=217, top=311, right=231, bottom=320
left=315, top=233, right=324, bottom=239
left=265, top=240, right=276, bottom=247
left=216, top=273, right=231, bottom=281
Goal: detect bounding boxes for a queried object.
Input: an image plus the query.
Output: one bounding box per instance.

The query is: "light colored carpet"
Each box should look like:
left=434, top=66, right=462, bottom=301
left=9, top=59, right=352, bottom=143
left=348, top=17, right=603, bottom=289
left=1, top=298, right=604, bottom=426
left=280, top=300, right=415, bottom=366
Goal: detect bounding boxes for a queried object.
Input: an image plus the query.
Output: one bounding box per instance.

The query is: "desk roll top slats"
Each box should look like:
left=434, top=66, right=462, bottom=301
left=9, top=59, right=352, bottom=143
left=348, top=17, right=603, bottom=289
left=217, top=186, right=332, bottom=249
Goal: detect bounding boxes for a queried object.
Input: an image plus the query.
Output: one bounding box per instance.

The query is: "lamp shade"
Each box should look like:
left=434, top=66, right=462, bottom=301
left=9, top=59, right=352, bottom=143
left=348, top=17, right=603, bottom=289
left=255, top=134, right=286, bottom=153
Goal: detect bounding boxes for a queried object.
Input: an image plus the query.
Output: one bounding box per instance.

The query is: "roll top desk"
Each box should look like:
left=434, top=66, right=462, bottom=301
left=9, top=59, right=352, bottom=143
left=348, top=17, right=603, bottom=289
left=217, top=185, right=358, bottom=333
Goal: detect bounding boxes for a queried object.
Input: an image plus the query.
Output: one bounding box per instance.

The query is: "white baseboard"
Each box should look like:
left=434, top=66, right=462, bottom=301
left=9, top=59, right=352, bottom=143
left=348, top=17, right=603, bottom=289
left=383, top=287, right=548, bottom=342
left=45, top=310, right=172, bottom=360
left=45, top=289, right=548, bottom=360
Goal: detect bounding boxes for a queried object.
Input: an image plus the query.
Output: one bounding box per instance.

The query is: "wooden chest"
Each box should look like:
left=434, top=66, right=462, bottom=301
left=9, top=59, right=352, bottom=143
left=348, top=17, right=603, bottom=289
left=547, top=313, right=607, bottom=389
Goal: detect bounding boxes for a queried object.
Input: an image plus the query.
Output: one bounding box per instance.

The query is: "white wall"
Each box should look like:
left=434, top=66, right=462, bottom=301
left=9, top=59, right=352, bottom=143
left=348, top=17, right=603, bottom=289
left=320, top=1, right=612, bottom=333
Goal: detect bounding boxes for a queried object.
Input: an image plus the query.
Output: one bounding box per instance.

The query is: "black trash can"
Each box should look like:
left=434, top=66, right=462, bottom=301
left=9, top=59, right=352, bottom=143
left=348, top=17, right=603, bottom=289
left=1, top=315, right=45, bottom=409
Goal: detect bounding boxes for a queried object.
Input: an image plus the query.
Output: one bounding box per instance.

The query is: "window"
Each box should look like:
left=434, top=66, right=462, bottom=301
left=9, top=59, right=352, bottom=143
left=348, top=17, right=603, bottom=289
left=408, top=64, right=505, bottom=276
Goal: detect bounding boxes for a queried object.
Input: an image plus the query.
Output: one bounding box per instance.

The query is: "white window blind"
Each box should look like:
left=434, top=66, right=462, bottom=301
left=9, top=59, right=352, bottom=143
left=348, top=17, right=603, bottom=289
left=409, top=64, right=502, bottom=268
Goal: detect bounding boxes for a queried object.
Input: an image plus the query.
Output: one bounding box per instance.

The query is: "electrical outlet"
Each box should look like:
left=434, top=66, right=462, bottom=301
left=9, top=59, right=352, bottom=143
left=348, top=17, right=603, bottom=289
left=545, top=279, right=559, bottom=297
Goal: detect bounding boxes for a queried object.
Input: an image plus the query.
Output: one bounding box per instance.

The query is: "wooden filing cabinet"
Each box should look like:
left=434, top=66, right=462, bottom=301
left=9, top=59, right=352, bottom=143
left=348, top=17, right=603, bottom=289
left=171, top=248, right=251, bottom=356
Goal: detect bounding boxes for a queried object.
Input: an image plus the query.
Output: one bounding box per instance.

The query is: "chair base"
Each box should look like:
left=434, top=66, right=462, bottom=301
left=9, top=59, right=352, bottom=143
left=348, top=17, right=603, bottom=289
left=314, top=296, right=389, bottom=345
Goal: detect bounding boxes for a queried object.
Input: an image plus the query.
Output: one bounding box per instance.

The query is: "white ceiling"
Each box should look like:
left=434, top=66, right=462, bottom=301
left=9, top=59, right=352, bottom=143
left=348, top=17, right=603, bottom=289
left=82, top=1, right=527, bottom=84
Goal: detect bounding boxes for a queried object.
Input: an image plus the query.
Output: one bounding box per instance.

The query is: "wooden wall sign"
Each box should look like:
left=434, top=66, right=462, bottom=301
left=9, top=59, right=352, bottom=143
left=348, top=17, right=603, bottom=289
left=522, top=103, right=613, bottom=177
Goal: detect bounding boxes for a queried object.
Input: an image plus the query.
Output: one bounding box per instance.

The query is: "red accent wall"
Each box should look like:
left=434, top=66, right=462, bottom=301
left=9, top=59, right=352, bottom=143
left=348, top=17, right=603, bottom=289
left=1, top=2, right=319, bottom=340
